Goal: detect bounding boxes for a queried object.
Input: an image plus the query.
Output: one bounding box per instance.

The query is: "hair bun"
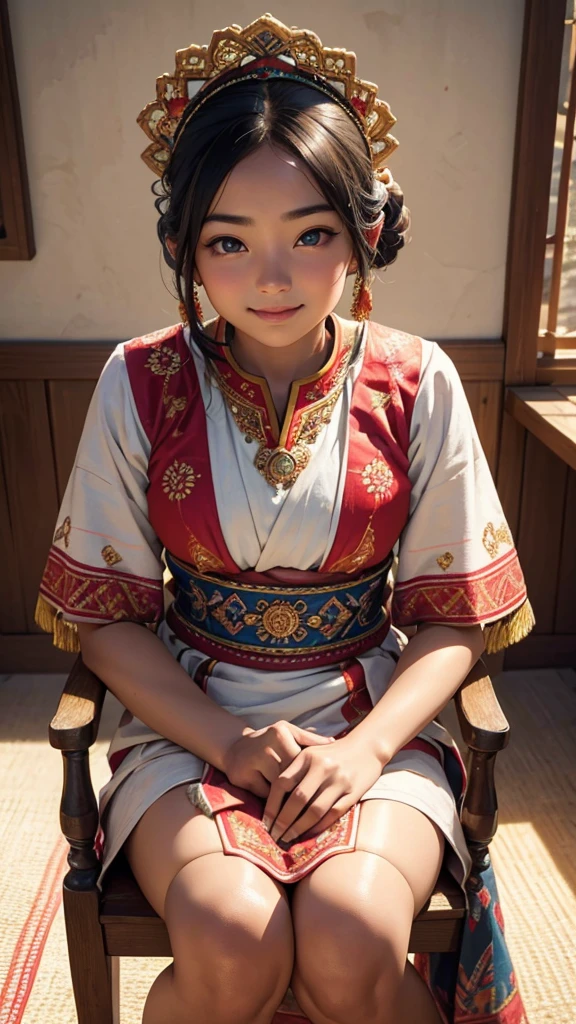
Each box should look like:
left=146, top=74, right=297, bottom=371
left=372, top=179, right=410, bottom=270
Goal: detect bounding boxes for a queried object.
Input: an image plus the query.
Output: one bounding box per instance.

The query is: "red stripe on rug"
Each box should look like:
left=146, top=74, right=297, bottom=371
left=0, top=838, right=68, bottom=1024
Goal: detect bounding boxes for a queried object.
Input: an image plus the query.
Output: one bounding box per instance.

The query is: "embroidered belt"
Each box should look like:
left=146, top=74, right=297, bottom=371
left=165, top=552, right=393, bottom=670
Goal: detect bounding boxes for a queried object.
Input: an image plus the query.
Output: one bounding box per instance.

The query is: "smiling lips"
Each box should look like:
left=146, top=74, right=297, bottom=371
left=250, top=304, right=303, bottom=321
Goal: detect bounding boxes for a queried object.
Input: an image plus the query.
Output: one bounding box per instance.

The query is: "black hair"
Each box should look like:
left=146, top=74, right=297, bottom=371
left=153, top=76, right=410, bottom=357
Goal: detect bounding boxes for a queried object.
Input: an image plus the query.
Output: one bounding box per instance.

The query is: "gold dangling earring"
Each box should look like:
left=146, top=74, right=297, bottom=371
left=178, top=284, right=204, bottom=325
left=194, top=283, right=204, bottom=324
left=350, top=271, right=373, bottom=321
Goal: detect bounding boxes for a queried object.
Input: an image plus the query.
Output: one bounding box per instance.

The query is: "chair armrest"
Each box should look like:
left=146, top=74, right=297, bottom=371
left=454, top=659, right=510, bottom=862
left=455, top=657, right=509, bottom=752
left=49, top=655, right=106, bottom=751
left=49, top=655, right=107, bottom=891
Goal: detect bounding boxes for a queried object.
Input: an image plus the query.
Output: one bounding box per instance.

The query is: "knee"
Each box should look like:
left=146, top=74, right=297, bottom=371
left=293, top=921, right=403, bottom=1024
left=294, top=966, right=402, bottom=1024
left=165, top=857, right=293, bottom=1022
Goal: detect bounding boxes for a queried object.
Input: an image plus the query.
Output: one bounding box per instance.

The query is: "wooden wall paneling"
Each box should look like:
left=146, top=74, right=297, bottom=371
left=0, top=339, right=505, bottom=382
left=439, top=341, right=504, bottom=382
left=0, top=342, right=116, bottom=380
left=504, top=634, right=576, bottom=670
left=0, top=381, right=60, bottom=632
left=503, top=0, right=566, bottom=384
left=515, top=433, right=567, bottom=635
left=48, top=380, right=97, bottom=501
left=0, top=634, right=75, bottom=674
left=496, top=413, right=527, bottom=538
left=462, top=381, right=502, bottom=477
left=554, top=468, right=576, bottom=634
left=0, top=444, right=27, bottom=632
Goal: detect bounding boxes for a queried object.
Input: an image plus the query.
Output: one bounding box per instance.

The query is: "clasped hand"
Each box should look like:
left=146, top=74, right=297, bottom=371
left=223, top=720, right=384, bottom=845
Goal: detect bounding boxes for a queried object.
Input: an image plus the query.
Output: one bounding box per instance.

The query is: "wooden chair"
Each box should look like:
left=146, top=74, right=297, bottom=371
left=49, top=655, right=510, bottom=1024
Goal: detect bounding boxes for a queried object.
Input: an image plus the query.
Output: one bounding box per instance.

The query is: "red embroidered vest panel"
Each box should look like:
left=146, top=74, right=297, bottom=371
left=124, top=320, right=422, bottom=580
left=124, top=325, right=240, bottom=575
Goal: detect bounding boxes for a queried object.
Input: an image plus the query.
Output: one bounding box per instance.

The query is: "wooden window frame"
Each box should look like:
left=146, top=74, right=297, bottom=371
left=541, top=9, right=576, bottom=355
left=0, top=0, right=34, bottom=260
left=504, top=0, right=574, bottom=386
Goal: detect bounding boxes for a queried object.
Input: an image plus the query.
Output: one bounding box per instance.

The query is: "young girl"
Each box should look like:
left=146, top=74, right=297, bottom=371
left=36, top=16, right=533, bottom=1024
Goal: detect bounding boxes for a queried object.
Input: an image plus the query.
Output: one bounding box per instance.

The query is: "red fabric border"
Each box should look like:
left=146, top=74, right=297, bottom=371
left=39, top=546, right=163, bottom=624
left=392, top=548, right=527, bottom=626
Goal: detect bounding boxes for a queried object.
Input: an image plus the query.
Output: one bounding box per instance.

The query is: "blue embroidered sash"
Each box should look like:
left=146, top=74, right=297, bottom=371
left=165, top=552, right=393, bottom=669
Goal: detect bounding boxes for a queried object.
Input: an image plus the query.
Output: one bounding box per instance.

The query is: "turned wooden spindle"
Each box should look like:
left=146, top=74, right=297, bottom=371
left=60, top=748, right=100, bottom=890
left=455, top=660, right=510, bottom=868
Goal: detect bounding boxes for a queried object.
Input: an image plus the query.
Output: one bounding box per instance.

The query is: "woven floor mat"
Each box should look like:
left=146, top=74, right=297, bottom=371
left=1, top=668, right=575, bottom=1023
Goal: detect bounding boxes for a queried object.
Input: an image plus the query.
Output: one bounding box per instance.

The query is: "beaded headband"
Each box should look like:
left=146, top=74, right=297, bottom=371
left=137, top=13, right=399, bottom=184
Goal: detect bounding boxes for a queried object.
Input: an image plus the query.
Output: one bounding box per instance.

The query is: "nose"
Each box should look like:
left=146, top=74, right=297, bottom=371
left=254, top=254, right=292, bottom=294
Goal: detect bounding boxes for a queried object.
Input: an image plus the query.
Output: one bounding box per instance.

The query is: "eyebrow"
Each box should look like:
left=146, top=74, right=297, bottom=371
left=203, top=203, right=335, bottom=226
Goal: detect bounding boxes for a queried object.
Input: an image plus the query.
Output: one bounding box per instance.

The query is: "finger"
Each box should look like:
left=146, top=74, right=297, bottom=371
left=269, top=772, right=328, bottom=842
left=288, top=725, right=336, bottom=747
left=262, top=755, right=308, bottom=832
left=277, top=783, right=342, bottom=843
left=267, top=723, right=303, bottom=761
left=258, top=747, right=285, bottom=785
left=245, top=772, right=271, bottom=800
left=298, top=799, right=352, bottom=840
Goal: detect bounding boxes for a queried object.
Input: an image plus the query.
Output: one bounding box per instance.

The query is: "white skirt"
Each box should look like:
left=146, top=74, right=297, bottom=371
left=97, top=621, right=472, bottom=895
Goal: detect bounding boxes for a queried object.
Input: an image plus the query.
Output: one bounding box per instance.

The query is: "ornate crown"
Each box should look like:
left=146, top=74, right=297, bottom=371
left=137, top=13, right=399, bottom=181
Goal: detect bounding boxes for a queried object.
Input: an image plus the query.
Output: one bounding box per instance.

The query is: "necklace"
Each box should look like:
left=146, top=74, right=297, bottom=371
left=212, top=319, right=355, bottom=491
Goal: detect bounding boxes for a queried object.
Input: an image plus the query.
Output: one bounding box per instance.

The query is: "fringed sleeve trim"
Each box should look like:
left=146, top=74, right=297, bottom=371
left=483, top=598, right=535, bottom=655
left=34, top=595, right=81, bottom=654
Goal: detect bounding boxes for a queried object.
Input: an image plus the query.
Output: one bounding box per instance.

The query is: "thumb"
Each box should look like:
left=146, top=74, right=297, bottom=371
left=289, top=725, right=336, bottom=747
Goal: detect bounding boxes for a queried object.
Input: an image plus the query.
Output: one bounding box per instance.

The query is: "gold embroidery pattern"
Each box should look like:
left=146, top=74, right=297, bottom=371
left=165, top=395, right=187, bottom=419
left=212, top=339, right=354, bottom=490
left=328, top=522, right=376, bottom=574
left=261, top=600, right=307, bottom=640
left=188, top=582, right=208, bottom=620
left=35, top=549, right=163, bottom=653
left=186, top=532, right=225, bottom=573
left=212, top=593, right=250, bottom=636
left=101, top=545, right=122, bottom=567
left=145, top=346, right=181, bottom=378
left=192, top=591, right=366, bottom=644
left=53, top=516, right=72, bottom=548
left=162, top=459, right=200, bottom=501
left=393, top=550, right=527, bottom=628
left=327, top=458, right=395, bottom=575
left=210, top=373, right=268, bottom=445
left=483, top=522, right=513, bottom=559
left=361, top=458, right=394, bottom=497
left=145, top=344, right=188, bottom=433
left=303, top=339, right=354, bottom=403
left=370, top=389, right=391, bottom=411
left=436, top=552, right=454, bottom=572
left=223, top=806, right=356, bottom=874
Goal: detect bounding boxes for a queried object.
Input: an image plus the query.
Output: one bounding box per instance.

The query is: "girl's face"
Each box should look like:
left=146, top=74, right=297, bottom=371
left=194, top=143, right=357, bottom=348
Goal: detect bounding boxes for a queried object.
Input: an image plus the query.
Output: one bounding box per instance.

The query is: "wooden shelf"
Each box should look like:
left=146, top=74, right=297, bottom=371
left=506, top=385, right=576, bottom=471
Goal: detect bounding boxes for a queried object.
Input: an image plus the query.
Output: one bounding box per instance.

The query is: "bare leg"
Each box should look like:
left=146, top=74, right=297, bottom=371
left=290, top=799, right=445, bottom=1024
left=124, top=783, right=294, bottom=1024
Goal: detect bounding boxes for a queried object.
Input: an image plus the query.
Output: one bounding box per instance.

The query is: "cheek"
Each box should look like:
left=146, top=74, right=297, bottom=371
left=297, top=250, right=350, bottom=288
left=196, top=252, right=249, bottom=292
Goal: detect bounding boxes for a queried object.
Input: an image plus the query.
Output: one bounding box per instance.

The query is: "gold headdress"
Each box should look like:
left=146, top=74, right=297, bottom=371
left=137, top=13, right=398, bottom=183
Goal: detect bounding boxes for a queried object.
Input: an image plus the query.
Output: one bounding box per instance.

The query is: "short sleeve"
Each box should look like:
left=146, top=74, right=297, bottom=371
left=391, top=341, right=535, bottom=653
left=35, top=345, right=164, bottom=652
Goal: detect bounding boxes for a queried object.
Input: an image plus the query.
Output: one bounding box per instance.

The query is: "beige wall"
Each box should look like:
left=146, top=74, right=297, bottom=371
left=1, top=0, right=524, bottom=341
